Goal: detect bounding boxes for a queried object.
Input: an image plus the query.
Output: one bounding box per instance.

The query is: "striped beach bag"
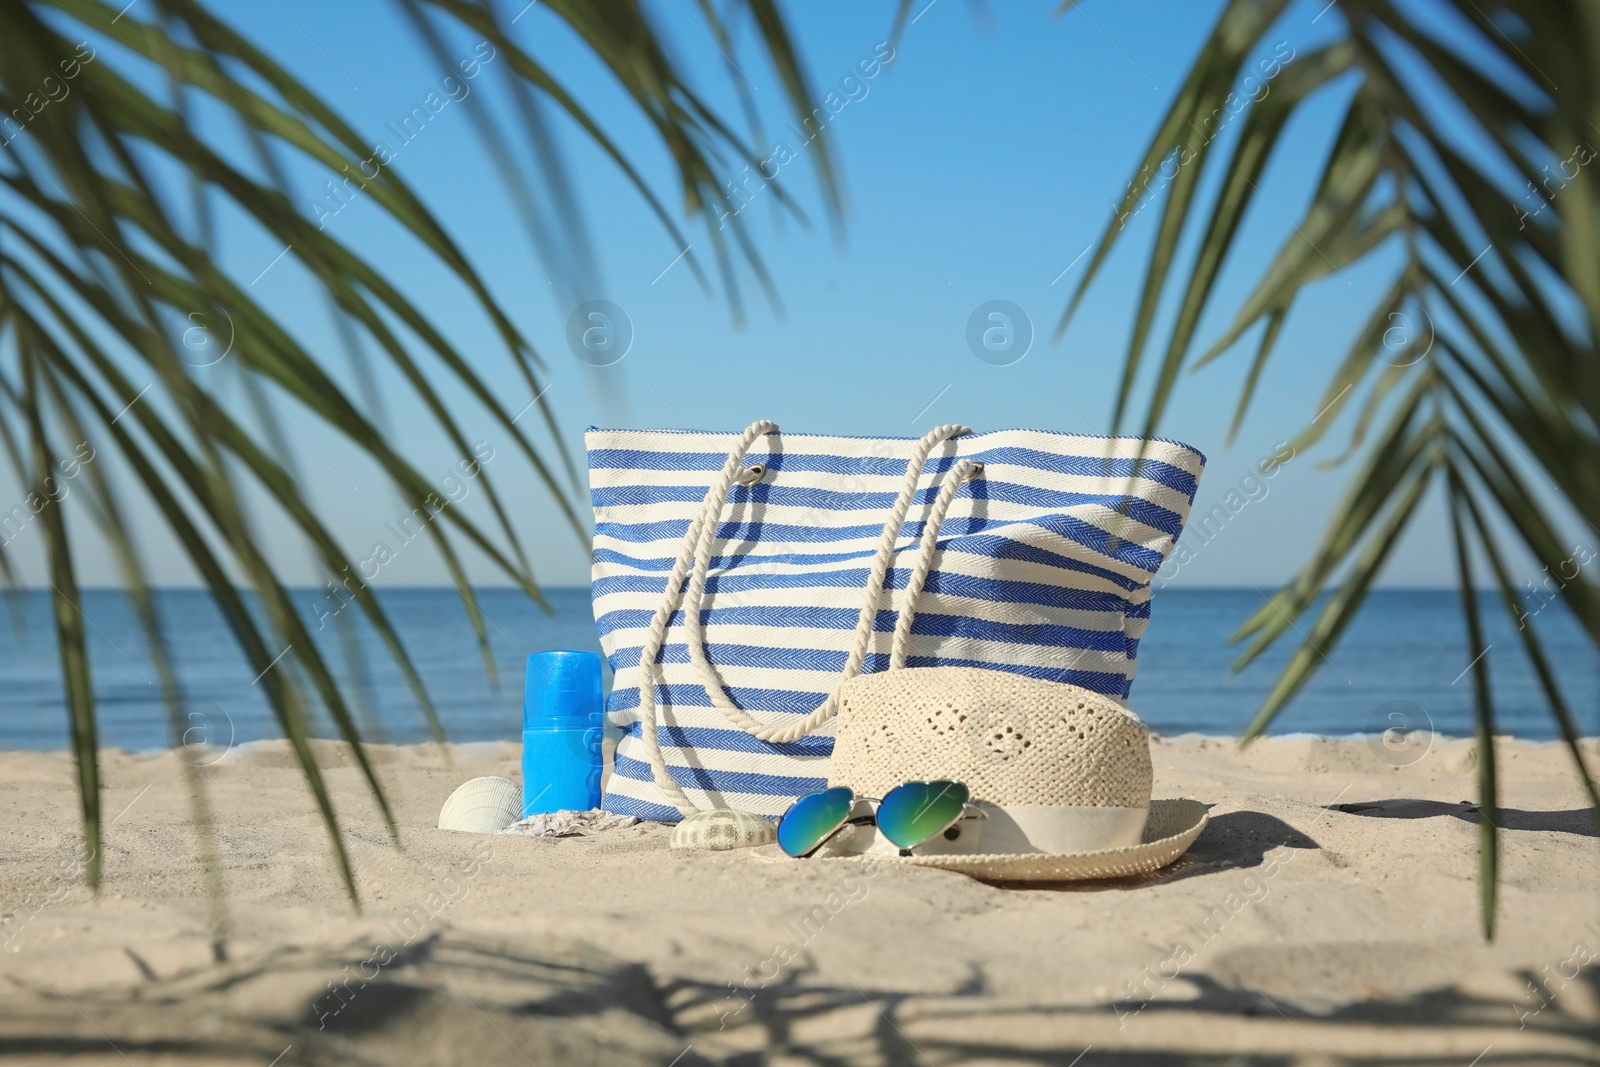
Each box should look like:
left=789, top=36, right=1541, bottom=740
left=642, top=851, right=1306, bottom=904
left=589, top=420, right=1205, bottom=822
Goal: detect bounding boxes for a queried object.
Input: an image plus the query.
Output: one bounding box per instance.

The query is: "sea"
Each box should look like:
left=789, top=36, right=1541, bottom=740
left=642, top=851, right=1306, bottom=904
left=1, top=587, right=1595, bottom=751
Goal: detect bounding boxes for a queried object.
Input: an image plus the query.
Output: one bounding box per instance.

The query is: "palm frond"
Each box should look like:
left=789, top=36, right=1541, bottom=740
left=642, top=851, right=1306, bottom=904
left=1060, top=0, right=1600, bottom=934
left=0, top=0, right=835, bottom=915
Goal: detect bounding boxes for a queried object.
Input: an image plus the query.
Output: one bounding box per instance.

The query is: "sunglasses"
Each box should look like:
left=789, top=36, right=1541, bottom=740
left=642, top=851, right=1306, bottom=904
left=777, top=779, right=988, bottom=858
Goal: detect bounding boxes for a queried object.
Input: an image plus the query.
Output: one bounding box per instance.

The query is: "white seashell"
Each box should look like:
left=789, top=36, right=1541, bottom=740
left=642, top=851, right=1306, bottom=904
left=438, top=776, right=522, bottom=834
left=670, top=808, right=777, bottom=851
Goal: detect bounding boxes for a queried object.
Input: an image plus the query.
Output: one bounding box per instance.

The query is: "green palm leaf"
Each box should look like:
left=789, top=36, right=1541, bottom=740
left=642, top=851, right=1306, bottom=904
left=0, top=0, right=836, bottom=925
left=1060, top=0, right=1600, bottom=937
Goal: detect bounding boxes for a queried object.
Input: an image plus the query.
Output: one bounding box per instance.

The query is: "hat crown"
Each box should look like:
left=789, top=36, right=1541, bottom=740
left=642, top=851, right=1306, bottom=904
left=829, top=666, right=1153, bottom=808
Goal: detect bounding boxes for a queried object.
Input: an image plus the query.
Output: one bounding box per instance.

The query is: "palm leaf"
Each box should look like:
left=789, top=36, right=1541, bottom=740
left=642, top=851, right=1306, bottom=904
left=21, top=322, right=231, bottom=953
left=1445, top=466, right=1498, bottom=939
left=1453, top=468, right=1600, bottom=838
left=0, top=0, right=838, bottom=917
left=1062, top=0, right=1600, bottom=935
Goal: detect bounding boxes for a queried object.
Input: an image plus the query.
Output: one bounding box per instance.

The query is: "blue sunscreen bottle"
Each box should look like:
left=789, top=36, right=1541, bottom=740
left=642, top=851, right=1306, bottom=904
left=520, top=650, right=604, bottom=815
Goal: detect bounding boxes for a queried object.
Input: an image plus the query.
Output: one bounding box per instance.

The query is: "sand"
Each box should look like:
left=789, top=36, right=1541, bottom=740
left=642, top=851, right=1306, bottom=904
left=0, top=733, right=1596, bottom=1066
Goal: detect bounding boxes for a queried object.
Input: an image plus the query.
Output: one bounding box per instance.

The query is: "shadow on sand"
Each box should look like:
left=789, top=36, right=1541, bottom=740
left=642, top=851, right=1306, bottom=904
left=1330, top=798, right=1600, bottom=838
left=2, top=929, right=1595, bottom=1066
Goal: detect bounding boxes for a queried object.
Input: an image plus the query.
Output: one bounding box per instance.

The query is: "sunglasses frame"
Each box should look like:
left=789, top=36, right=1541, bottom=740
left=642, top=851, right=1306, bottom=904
left=778, top=780, right=988, bottom=859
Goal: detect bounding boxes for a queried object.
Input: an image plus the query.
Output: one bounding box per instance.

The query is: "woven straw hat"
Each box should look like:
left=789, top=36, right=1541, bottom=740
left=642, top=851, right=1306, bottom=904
left=822, top=665, right=1207, bottom=881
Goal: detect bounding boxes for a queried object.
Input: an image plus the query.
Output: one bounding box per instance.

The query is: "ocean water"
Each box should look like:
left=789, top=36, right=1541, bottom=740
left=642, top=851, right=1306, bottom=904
left=1, top=587, right=1595, bottom=751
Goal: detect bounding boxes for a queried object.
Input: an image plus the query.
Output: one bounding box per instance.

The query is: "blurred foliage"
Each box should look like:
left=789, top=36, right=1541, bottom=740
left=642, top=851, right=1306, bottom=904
left=0, top=0, right=834, bottom=921
left=1059, top=0, right=1600, bottom=936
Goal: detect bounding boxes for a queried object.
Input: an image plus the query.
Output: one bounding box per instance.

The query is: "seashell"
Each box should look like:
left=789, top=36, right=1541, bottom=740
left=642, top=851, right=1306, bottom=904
left=438, top=776, right=523, bottom=834
left=670, top=808, right=777, bottom=851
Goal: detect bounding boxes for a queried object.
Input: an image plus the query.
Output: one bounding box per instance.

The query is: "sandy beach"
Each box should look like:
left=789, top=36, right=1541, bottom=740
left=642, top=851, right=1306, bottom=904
left=0, top=733, right=1596, bottom=1066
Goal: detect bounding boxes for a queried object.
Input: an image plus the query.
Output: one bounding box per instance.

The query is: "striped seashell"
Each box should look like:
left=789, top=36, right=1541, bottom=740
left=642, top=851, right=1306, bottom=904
left=670, top=808, right=777, bottom=851
left=438, top=776, right=523, bottom=834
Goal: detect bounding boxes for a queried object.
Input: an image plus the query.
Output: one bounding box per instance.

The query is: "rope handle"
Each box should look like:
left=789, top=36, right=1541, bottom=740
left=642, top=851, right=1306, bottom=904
left=635, top=421, right=978, bottom=816
left=681, top=426, right=969, bottom=743
left=633, top=420, right=778, bottom=815
left=889, top=459, right=980, bottom=670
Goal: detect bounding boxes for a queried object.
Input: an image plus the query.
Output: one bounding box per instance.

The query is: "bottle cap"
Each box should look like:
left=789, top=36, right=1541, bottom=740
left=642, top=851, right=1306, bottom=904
left=523, top=650, right=603, bottom=729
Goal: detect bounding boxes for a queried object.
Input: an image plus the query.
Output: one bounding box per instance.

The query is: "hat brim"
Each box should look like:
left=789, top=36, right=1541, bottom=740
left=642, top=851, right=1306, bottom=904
left=822, top=798, right=1208, bottom=883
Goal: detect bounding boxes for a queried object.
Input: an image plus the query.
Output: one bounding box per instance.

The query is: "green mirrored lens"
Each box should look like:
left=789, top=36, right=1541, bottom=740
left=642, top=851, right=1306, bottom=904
left=877, top=780, right=969, bottom=850
left=778, top=786, right=855, bottom=857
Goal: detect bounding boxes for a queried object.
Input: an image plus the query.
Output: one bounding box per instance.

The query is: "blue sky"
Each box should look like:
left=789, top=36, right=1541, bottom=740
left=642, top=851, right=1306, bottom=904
left=10, top=0, right=1507, bottom=589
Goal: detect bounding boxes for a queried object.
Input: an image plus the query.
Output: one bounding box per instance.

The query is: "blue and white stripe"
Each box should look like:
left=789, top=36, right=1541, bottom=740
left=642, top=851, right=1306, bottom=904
left=589, top=426, right=1205, bottom=821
